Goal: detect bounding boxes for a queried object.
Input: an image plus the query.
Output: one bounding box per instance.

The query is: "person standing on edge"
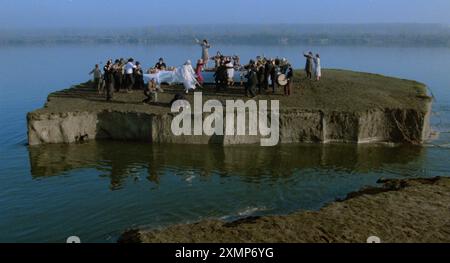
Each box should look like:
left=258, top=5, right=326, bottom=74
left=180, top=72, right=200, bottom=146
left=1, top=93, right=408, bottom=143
left=303, top=51, right=314, bottom=80
left=103, top=60, right=114, bottom=101
left=285, top=66, right=294, bottom=96
left=89, top=64, right=103, bottom=94
left=196, top=39, right=211, bottom=69
left=124, top=58, right=136, bottom=93
left=314, top=54, right=321, bottom=81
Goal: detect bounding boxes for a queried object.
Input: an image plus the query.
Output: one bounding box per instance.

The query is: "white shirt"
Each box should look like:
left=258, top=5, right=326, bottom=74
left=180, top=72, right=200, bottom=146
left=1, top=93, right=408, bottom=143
left=124, top=62, right=136, bottom=74
left=226, top=62, right=234, bottom=78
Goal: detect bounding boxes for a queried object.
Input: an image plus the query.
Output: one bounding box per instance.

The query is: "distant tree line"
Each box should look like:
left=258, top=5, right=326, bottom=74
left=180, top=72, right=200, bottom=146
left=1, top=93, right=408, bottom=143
left=1, top=24, right=449, bottom=47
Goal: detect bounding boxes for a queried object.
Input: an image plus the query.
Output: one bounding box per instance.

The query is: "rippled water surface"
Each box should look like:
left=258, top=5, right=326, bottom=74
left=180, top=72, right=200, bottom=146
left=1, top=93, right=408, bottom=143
left=0, top=44, right=449, bottom=242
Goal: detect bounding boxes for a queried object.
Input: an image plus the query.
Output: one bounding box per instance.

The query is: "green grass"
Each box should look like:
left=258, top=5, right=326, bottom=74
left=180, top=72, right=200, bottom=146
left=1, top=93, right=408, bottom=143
left=31, top=69, right=431, bottom=116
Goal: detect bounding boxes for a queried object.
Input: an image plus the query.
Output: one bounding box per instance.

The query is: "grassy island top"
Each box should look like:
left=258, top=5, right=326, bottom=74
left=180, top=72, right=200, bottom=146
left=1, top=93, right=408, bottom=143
left=31, top=69, right=430, bottom=116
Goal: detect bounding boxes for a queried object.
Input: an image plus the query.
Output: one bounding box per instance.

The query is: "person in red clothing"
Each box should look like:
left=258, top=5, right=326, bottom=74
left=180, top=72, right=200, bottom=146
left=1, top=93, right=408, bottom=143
left=195, top=59, right=205, bottom=86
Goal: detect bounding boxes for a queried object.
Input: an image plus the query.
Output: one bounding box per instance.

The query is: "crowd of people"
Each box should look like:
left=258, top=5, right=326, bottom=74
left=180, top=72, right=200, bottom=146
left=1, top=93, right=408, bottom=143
left=193, top=39, right=296, bottom=97
left=214, top=56, right=295, bottom=98
left=90, top=58, right=146, bottom=101
left=89, top=39, right=323, bottom=103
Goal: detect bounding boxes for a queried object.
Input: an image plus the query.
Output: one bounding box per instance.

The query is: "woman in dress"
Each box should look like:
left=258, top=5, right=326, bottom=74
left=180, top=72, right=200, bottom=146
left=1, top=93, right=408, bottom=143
left=314, top=54, right=321, bottom=81
left=179, top=60, right=199, bottom=94
left=196, top=39, right=211, bottom=69
left=195, top=59, right=205, bottom=85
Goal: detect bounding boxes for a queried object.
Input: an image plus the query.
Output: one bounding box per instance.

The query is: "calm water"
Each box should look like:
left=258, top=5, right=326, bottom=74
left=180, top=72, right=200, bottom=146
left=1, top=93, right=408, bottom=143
left=0, top=44, right=449, bottom=242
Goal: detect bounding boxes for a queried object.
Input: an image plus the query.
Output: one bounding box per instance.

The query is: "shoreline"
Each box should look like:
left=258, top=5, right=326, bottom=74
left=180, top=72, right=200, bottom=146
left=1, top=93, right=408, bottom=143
left=119, top=176, right=450, bottom=243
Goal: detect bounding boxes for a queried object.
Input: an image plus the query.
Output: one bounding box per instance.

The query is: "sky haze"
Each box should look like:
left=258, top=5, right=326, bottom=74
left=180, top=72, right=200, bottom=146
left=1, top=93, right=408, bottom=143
left=1, top=0, right=450, bottom=29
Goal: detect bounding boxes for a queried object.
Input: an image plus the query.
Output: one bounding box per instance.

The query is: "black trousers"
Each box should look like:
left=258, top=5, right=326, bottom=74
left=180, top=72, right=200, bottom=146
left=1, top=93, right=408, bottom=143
left=263, top=75, right=270, bottom=90
left=124, top=74, right=135, bottom=91
left=215, top=79, right=227, bottom=91
left=245, top=83, right=256, bottom=97
left=105, top=81, right=114, bottom=101
left=114, top=73, right=122, bottom=92
left=134, top=76, right=144, bottom=90
left=271, top=74, right=277, bottom=92
left=258, top=80, right=265, bottom=94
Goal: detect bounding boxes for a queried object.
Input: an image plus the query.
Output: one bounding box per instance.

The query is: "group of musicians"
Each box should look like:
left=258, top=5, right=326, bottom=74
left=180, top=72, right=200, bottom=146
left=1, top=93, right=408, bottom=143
left=210, top=54, right=294, bottom=97
left=196, top=39, right=295, bottom=97
left=244, top=56, right=294, bottom=97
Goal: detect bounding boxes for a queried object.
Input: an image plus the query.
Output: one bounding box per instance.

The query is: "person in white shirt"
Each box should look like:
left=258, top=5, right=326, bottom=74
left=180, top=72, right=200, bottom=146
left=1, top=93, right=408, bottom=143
left=225, top=57, right=235, bottom=86
left=124, top=58, right=136, bottom=92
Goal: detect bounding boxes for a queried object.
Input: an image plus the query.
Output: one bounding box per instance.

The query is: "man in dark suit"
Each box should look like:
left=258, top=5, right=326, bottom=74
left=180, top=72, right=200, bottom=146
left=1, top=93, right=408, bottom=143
left=304, top=52, right=314, bottom=79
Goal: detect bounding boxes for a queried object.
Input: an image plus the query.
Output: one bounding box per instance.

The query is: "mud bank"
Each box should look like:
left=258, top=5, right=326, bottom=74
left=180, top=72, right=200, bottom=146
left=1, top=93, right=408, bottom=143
left=119, top=177, right=450, bottom=243
left=27, top=70, right=432, bottom=145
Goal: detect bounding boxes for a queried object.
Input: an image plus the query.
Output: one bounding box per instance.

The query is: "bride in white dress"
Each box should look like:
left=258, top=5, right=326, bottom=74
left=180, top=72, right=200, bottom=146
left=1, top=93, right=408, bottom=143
left=314, top=54, right=321, bottom=81
left=177, top=60, right=199, bottom=94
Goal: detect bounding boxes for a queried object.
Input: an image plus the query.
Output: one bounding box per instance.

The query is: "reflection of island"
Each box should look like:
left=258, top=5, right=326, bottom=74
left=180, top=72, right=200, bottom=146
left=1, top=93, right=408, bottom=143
left=28, top=141, right=425, bottom=190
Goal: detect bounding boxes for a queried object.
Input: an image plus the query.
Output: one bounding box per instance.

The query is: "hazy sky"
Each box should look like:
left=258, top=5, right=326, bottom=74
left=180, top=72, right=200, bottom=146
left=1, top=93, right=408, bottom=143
left=1, top=0, right=450, bottom=28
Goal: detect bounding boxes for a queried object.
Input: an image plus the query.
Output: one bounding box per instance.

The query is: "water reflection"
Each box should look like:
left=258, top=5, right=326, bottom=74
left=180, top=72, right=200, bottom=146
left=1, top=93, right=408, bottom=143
left=28, top=142, right=425, bottom=190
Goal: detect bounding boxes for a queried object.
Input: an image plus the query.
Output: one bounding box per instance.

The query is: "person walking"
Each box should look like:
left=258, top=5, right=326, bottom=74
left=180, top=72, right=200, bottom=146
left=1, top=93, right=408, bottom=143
left=195, top=59, right=205, bottom=85
left=314, top=54, right=322, bottom=81
left=179, top=60, right=198, bottom=94
left=89, top=64, right=103, bottom=94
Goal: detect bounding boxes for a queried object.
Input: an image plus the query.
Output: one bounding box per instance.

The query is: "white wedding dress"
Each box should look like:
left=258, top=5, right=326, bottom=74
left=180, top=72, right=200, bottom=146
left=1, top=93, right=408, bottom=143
left=143, top=60, right=200, bottom=92
left=177, top=62, right=198, bottom=93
